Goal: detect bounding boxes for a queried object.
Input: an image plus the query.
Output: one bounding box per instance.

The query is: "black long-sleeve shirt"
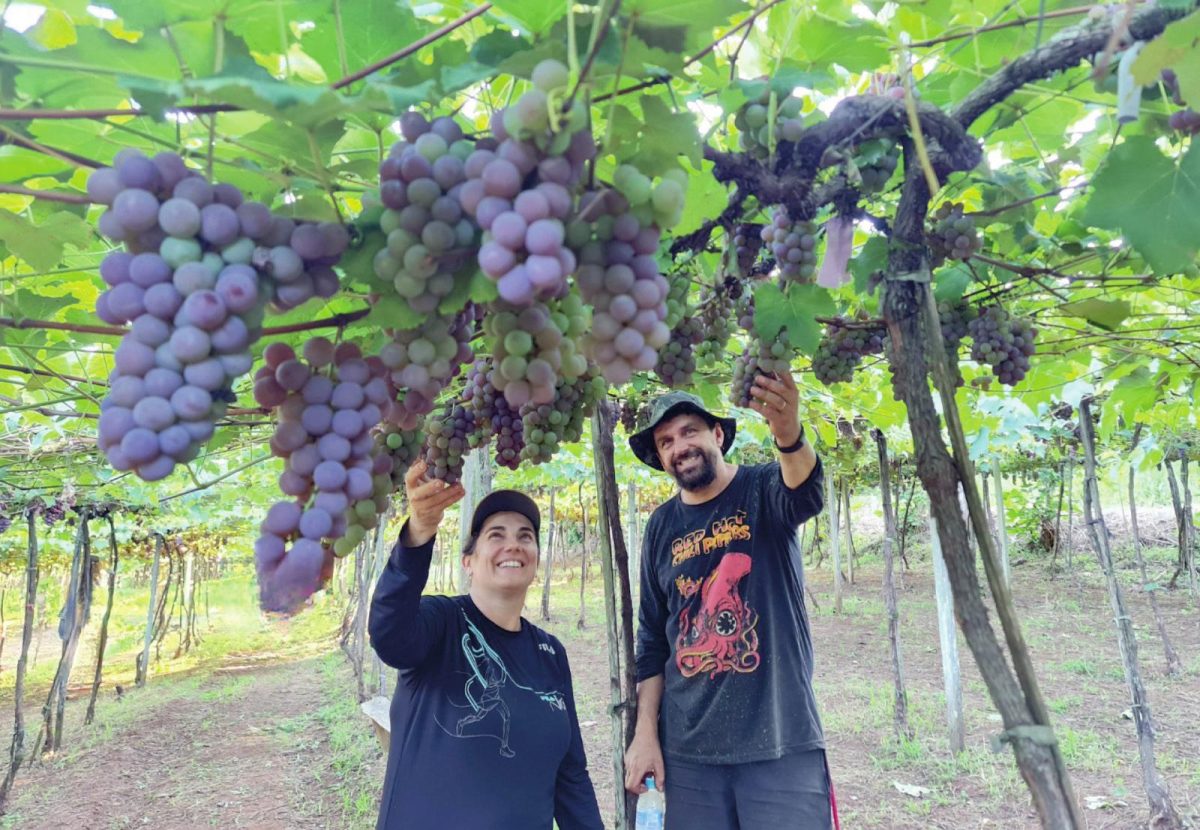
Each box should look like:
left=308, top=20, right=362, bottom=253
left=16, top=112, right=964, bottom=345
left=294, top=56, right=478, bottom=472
left=635, top=460, right=825, bottom=764
left=369, top=531, right=604, bottom=830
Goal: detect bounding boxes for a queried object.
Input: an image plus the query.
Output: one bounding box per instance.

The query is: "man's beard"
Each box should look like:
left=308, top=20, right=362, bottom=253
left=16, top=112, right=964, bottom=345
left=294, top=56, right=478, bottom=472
left=670, top=447, right=718, bottom=491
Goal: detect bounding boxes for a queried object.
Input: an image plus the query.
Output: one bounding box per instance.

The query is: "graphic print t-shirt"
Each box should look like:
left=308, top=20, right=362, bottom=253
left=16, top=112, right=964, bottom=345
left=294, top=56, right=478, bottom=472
left=635, top=460, right=825, bottom=764
left=369, top=535, right=603, bottom=830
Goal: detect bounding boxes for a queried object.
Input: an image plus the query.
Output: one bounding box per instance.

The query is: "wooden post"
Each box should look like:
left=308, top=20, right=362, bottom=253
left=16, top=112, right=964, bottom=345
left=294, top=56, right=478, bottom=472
left=992, top=459, right=1012, bottom=589
left=136, top=534, right=162, bottom=688
left=874, top=430, right=912, bottom=740
left=86, top=515, right=121, bottom=725
left=928, top=513, right=964, bottom=754
left=541, top=489, right=556, bottom=621
left=1079, top=398, right=1182, bottom=828
left=591, top=404, right=637, bottom=828
left=843, top=485, right=855, bottom=585
left=0, top=511, right=40, bottom=808
left=1128, top=465, right=1182, bottom=676
left=827, top=473, right=842, bottom=613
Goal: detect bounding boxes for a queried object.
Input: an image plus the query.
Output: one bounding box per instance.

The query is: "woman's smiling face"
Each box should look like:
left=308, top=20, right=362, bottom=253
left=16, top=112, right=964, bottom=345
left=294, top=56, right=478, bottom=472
left=464, top=511, right=539, bottom=595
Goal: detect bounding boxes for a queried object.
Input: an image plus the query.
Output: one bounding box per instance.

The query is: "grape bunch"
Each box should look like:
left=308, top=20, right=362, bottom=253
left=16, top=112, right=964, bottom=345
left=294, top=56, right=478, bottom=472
left=482, top=296, right=589, bottom=408
left=811, top=321, right=885, bottom=386
left=464, top=359, right=526, bottom=470
left=375, top=421, right=425, bottom=492
left=731, top=331, right=795, bottom=408
left=460, top=60, right=593, bottom=305
left=42, top=497, right=70, bottom=527
left=729, top=326, right=796, bottom=410
left=694, top=284, right=734, bottom=367
left=375, top=112, right=477, bottom=313
left=937, top=297, right=978, bottom=349
left=520, top=374, right=607, bottom=465
left=928, top=202, right=981, bottom=263
left=572, top=188, right=671, bottom=384
left=734, top=89, right=805, bottom=161
left=618, top=398, right=653, bottom=435
left=1168, top=109, right=1200, bottom=134
left=663, top=269, right=691, bottom=328
left=91, top=150, right=346, bottom=481
left=380, top=306, right=476, bottom=429
left=252, top=339, right=392, bottom=613
left=655, top=317, right=703, bottom=388
left=854, top=139, right=899, bottom=193
left=759, top=207, right=818, bottom=282
left=732, top=223, right=765, bottom=276
left=610, top=164, right=687, bottom=233
left=968, top=306, right=1036, bottom=386
left=734, top=291, right=755, bottom=332
left=420, top=401, right=481, bottom=485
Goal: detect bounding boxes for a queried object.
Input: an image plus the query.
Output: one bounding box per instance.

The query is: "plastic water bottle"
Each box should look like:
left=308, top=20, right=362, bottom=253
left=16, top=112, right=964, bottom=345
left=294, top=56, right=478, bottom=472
left=635, top=776, right=665, bottom=830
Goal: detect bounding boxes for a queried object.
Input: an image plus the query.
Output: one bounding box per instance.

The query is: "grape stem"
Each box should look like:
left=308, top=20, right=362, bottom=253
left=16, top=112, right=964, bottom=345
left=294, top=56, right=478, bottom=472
left=158, top=454, right=272, bottom=503
left=0, top=184, right=91, bottom=204
left=0, top=305, right=372, bottom=339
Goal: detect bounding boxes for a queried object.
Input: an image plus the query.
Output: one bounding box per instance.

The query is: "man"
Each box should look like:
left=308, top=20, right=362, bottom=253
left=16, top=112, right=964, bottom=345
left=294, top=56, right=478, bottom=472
left=624, top=372, right=835, bottom=829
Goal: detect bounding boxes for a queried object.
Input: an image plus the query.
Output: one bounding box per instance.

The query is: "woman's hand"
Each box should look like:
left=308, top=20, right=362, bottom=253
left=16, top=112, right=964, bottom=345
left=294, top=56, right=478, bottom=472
left=401, top=460, right=465, bottom=547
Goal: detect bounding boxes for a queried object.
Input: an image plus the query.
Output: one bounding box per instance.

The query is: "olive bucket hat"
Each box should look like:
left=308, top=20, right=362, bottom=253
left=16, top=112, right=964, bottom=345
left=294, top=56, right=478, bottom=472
left=628, top=391, right=737, bottom=470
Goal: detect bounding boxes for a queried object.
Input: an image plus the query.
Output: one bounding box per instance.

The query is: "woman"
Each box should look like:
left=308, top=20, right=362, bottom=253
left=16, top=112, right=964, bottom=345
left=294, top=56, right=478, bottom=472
left=369, top=459, right=604, bottom=830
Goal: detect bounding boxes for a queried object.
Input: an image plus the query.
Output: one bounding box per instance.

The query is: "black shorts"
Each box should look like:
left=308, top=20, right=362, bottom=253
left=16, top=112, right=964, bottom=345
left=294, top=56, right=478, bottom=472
left=662, top=749, right=838, bottom=830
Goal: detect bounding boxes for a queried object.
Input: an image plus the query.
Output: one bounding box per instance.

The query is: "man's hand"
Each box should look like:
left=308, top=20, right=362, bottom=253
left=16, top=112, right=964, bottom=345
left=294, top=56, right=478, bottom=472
left=749, top=371, right=801, bottom=447
left=401, top=460, right=465, bottom=546
left=623, top=729, right=665, bottom=795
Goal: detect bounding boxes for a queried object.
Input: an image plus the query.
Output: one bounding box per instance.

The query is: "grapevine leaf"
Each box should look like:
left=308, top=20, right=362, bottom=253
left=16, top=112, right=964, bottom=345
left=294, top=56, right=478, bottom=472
left=1081, top=136, right=1200, bottom=275
left=367, top=295, right=424, bottom=330
left=1131, top=10, right=1200, bottom=106
left=489, top=0, right=569, bottom=35
left=793, top=19, right=888, bottom=73
left=753, top=282, right=835, bottom=356
left=303, top=0, right=422, bottom=82
left=933, top=263, right=972, bottom=302
left=1057, top=298, right=1131, bottom=332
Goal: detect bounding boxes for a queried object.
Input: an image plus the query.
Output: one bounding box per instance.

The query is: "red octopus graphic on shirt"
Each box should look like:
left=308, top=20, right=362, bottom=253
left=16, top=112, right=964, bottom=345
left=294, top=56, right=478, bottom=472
left=675, top=552, right=760, bottom=679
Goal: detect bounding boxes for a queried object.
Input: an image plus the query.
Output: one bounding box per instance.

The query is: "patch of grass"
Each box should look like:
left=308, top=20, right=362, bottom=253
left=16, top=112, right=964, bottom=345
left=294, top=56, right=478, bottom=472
left=274, top=653, right=384, bottom=829
left=198, top=673, right=253, bottom=703
left=1057, top=726, right=1121, bottom=773
left=1048, top=694, right=1083, bottom=714
left=1060, top=658, right=1098, bottom=677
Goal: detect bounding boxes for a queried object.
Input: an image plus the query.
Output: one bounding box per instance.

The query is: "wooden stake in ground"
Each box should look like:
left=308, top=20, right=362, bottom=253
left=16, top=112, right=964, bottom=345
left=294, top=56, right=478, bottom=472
left=827, top=473, right=843, bottom=613
left=85, top=514, right=121, bottom=725
left=874, top=430, right=912, bottom=740
left=843, top=484, right=855, bottom=585
left=1078, top=397, right=1182, bottom=829
left=1128, top=464, right=1182, bottom=677
left=541, top=488, right=556, bottom=622
left=991, top=460, right=1012, bottom=588
left=927, top=512, right=964, bottom=754
left=578, top=481, right=588, bottom=629
left=0, top=510, right=41, bottom=808
left=136, top=534, right=162, bottom=688
left=591, top=402, right=638, bottom=829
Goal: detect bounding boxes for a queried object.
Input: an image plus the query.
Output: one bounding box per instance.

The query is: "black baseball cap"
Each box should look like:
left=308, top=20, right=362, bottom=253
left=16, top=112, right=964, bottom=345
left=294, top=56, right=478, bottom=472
left=469, top=489, right=541, bottom=538
left=628, top=391, right=736, bottom=470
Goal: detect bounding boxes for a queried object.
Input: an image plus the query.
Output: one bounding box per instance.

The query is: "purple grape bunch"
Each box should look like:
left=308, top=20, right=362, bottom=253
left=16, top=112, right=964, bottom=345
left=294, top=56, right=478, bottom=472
left=759, top=207, right=818, bottom=282
left=481, top=294, right=589, bottom=409
left=811, top=321, right=886, bottom=386
left=379, top=306, right=476, bottom=429
left=252, top=338, right=393, bottom=613
left=420, top=401, right=481, bottom=485
left=519, top=373, right=607, bottom=465
left=572, top=188, right=672, bottom=385
left=464, top=359, right=526, bottom=470
left=655, top=317, right=703, bottom=388
left=90, top=150, right=347, bottom=482
left=459, top=60, right=594, bottom=306
left=375, top=113, right=478, bottom=313
left=968, top=306, right=1036, bottom=386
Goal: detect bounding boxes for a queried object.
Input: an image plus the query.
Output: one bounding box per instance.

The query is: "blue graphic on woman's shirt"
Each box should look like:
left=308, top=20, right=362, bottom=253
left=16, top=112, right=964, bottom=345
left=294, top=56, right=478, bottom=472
left=436, top=612, right=565, bottom=757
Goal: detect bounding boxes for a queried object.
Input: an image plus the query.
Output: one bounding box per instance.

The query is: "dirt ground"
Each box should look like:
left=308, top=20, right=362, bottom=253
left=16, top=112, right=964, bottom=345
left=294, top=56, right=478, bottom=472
left=2, top=655, right=363, bottom=829
left=4, top=549, right=1197, bottom=829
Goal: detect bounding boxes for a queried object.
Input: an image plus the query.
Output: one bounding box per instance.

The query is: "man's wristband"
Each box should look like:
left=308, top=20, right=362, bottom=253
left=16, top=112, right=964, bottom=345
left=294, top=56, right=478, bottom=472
left=775, top=424, right=806, bottom=454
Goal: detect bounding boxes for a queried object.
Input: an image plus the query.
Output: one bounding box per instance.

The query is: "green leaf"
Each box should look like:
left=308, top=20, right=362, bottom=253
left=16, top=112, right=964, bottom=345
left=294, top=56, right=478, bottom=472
left=626, top=0, right=744, bottom=29
left=0, top=210, right=89, bottom=272
left=1131, top=11, right=1200, bottom=106
left=850, top=236, right=888, bottom=293
left=620, top=95, right=701, bottom=175
left=490, top=0, right=568, bottom=35
left=933, top=263, right=972, bottom=302
left=0, top=289, right=76, bottom=321
left=1057, top=298, right=1132, bottom=331
left=1081, top=137, right=1200, bottom=275
left=753, top=282, right=836, bottom=356
left=794, top=19, right=888, bottom=73
left=303, top=0, right=421, bottom=83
